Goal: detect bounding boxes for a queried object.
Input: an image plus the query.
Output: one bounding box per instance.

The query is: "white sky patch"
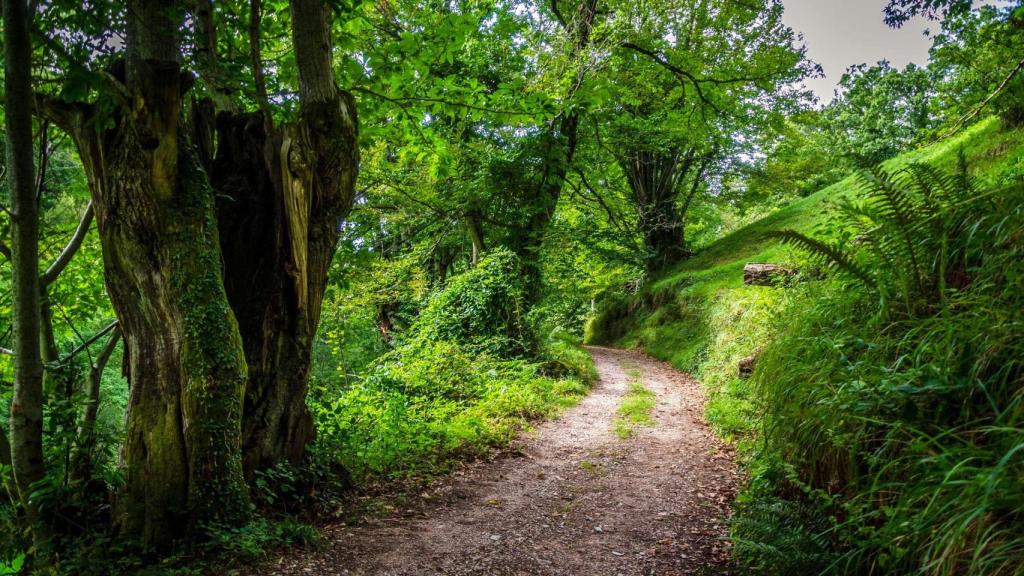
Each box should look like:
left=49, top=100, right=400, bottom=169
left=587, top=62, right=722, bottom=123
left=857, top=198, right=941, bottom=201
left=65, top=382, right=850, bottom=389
left=781, top=0, right=1010, bottom=104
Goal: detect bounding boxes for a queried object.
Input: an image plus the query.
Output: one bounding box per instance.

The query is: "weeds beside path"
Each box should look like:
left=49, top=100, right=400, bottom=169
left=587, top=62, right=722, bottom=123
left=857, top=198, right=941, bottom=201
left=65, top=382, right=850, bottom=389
left=249, top=347, right=739, bottom=575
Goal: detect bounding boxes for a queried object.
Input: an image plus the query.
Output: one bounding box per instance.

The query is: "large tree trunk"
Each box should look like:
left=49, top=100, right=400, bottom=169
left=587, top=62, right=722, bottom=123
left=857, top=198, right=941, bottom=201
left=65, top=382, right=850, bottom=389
left=211, top=0, right=359, bottom=475
left=638, top=197, right=687, bottom=272
left=41, top=0, right=253, bottom=547
left=92, top=120, right=250, bottom=545
left=5, top=0, right=47, bottom=536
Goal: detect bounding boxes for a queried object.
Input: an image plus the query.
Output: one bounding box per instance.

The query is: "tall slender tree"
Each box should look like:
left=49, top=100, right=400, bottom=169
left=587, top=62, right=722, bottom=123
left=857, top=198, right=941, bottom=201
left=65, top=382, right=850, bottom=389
left=514, top=0, right=599, bottom=306
left=4, top=0, right=47, bottom=543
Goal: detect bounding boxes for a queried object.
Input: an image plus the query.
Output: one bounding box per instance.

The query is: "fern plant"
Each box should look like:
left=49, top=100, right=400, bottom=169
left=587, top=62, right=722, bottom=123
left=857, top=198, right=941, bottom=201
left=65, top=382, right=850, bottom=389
left=771, top=157, right=982, bottom=315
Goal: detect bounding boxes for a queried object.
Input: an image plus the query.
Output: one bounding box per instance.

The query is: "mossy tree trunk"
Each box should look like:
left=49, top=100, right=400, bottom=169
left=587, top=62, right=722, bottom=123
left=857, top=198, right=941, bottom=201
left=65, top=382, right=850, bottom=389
left=37, top=0, right=358, bottom=544
left=42, top=0, right=252, bottom=547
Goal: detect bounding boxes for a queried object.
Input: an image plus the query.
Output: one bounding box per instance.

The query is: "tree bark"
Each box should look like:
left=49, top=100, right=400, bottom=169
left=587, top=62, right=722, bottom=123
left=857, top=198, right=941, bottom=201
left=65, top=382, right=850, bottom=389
left=466, top=211, right=486, bottom=266
left=212, top=0, right=359, bottom=475
left=249, top=0, right=271, bottom=117
left=95, top=117, right=250, bottom=545
left=38, top=8, right=357, bottom=540
left=5, top=0, right=48, bottom=536
left=435, top=246, right=456, bottom=286
left=193, top=0, right=235, bottom=111
left=40, top=0, right=254, bottom=547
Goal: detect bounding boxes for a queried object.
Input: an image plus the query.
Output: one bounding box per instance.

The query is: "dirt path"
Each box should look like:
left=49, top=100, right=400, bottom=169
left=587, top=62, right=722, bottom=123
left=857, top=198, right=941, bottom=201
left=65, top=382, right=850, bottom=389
left=252, top=347, right=740, bottom=575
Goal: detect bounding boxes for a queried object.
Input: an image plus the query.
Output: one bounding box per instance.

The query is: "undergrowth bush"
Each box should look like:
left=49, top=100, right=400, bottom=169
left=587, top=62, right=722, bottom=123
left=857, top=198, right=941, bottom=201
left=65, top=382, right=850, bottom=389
left=313, top=338, right=591, bottom=481
left=735, top=163, right=1024, bottom=575
left=312, top=249, right=595, bottom=482
left=413, top=247, right=529, bottom=357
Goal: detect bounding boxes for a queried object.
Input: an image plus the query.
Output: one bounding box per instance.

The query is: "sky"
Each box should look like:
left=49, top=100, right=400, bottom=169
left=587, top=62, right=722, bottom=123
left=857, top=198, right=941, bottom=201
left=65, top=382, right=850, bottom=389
left=781, top=0, right=934, bottom=103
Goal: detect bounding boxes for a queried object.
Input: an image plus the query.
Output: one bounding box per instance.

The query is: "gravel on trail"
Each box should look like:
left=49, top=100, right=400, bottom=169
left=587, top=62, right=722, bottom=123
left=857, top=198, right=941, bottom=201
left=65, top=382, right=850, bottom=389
left=248, top=346, right=740, bottom=576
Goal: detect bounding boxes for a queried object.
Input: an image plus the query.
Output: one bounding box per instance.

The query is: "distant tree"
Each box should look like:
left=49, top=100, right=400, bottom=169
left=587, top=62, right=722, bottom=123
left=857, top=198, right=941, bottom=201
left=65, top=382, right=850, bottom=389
left=928, top=4, right=1024, bottom=127
left=743, top=110, right=844, bottom=202
left=824, top=61, right=936, bottom=165
left=595, top=0, right=809, bottom=271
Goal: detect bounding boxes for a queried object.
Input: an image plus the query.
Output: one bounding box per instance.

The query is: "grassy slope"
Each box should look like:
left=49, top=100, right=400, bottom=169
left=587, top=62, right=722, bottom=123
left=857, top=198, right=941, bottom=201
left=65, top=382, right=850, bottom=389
left=586, top=117, right=1024, bottom=440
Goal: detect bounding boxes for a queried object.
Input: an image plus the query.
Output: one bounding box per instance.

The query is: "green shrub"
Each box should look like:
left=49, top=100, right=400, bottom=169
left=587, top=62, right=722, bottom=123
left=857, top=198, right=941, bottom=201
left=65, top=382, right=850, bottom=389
left=541, top=326, right=599, bottom=383
left=413, top=247, right=529, bottom=357
left=199, top=518, right=320, bottom=565
left=309, top=246, right=599, bottom=482
left=312, top=336, right=594, bottom=481
left=0, top=502, right=21, bottom=575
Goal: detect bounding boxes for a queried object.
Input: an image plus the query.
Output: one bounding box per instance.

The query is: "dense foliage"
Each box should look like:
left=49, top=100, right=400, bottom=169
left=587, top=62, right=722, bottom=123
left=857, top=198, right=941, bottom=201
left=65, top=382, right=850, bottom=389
left=1, top=0, right=1023, bottom=574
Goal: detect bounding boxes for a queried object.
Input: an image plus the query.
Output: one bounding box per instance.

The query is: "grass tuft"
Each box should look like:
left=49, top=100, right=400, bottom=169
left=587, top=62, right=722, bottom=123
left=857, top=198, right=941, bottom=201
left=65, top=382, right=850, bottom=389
left=613, top=381, right=657, bottom=439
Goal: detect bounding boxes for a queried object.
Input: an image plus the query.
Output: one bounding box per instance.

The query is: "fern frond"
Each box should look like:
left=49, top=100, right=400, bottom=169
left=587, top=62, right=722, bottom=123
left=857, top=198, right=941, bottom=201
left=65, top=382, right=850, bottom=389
left=770, top=229, right=876, bottom=287
left=857, top=168, right=926, bottom=292
left=902, top=165, right=944, bottom=223
left=906, top=162, right=974, bottom=211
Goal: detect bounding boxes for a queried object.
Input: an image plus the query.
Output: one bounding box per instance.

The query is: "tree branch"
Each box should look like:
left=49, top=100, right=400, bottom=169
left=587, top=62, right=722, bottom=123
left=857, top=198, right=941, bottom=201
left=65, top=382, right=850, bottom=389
left=59, top=320, right=118, bottom=364
left=291, top=0, right=338, bottom=103
left=935, top=55, right=1024, bottom=142
left=550, top=0, right=568, bottom=29
left=33, top=93, right=84, bottom=133
left=619, top=42, right=722, bottom=114
left=350, top=86, right=534, bottom=117
left=40, top=202, right=94, bottom=287
left=249, top=0, right=271, bottom=118
left=193, top=0, right=236, bottom=111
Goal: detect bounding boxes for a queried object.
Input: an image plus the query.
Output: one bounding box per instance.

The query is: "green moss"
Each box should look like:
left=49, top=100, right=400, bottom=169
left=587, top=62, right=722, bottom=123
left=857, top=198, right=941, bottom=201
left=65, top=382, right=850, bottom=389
left=168, top=138, right=251, bottom=527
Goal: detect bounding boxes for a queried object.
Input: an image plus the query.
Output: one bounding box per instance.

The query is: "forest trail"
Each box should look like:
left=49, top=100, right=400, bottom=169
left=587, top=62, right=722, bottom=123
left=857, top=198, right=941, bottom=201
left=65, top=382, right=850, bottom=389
left=252, top=347, right=739, bottom=575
